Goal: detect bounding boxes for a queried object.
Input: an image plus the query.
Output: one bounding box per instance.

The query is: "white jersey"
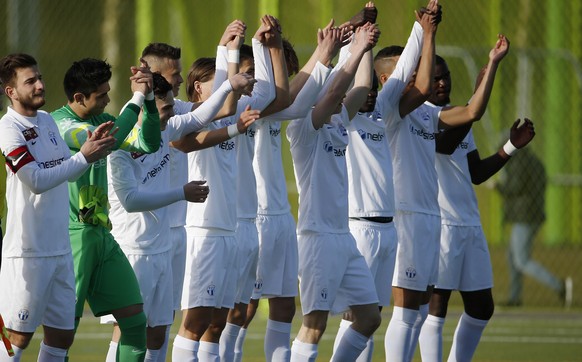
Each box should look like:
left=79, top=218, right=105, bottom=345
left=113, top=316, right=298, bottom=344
left=345, top=22, right=424, bottom=218
left=109, top=91, right=229, bottom=253
left=253, top=61, right=331, bottom=216
left=109, top=119, right=196, bottom=254
left=287, top=107, right=350, bottom=234
left=168, top=98, right=194, bottom=228
left=187, top=37, right=275, bottom=232
left=0, top=107, right=88, bottom=257
left=236, top=123, right=258, bottom=218
left=346, top=111, right=395, bottom=217
left=387, top=102, right=442, bottom=215
left=436, top=129, right=481, bottom=226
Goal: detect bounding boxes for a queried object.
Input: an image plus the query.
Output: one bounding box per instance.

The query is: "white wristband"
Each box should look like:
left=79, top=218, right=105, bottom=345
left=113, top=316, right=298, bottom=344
left=145, top=91, right=154, bottom=101
left=228, top=50, right=240, bottom=64
left=503, top=140, right=518, bottom=156
left=227, top=124, right=240, bottom=138
left=130, top=91, right=146, bottom=107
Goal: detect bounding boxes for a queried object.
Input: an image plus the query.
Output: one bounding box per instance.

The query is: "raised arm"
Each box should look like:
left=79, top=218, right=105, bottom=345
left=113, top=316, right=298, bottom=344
left=439, top=34, right=510, bottom=128
left=258, top=15, right=292, bottom=117
left=169, top=73, right=255, bottom=141
left=343, top=46, right=375, bottom=120
left=171, top=105, right=260, bottom=153
left=398, top=0, right=441, bottom=117
left=311, top=24, right=378, bottom=129
left=469, top=118, right=535, bottom=184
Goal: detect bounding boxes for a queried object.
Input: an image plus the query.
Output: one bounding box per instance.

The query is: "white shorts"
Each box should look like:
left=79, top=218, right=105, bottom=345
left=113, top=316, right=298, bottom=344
left=234, top=219, right=260, bottom=304
left=349, top=219, right=397, bottom=307
left=170, top=226, right=187, bottom=310
left=255, top=213, right=298, bottom=298
left=181, top=231, right=237, bottom=309
left=101, top=250, right=174, bottom=327
left=297, top=232, right=378, bottom=315
left=435, top=224, right=494, bottom=291
left=392, top=211, right=441, bottom=291
left=0, top=254, right=75, bottom=333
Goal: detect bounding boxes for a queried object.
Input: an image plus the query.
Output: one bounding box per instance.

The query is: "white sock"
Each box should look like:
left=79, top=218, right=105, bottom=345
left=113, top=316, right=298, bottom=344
left=447, top=313, right=489, bottom=362
left=358, top=336, right=374, bottom=362
left=407, top=303, right=429, bottom=361
left=330, top=326, right=369, bottom=362
left=219, top=322, right=241, bottom=362
left=172, top=335, right=199, bottom=362
left=157, top=326, right=171, bottom=362
left=38, top=341, right=67, bottom=362
left=384, top=306, right=419, bottom=361
left=233, top=328, right=247, bottom=362
left=144, top=348, right=161, bottom=362
left=105, top=341, right=118, bottom=362
left=290, top=339, right=318, bottom=362
left=198, top=341, right=219, bottom=362
left=332, top=319, right=352, bottom=354
left=265, top=319, right=292, bottom=361
left=419, top=314, right=446, bottom=362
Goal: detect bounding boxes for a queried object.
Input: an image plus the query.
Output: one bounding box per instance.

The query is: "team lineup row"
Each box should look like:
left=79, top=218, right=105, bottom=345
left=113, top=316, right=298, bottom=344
left=0, top=1, right=536, bottom=361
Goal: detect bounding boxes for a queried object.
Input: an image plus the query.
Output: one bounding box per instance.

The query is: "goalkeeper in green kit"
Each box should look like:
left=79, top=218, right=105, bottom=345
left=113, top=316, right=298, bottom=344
left=52, top=58, right=161, bottom=362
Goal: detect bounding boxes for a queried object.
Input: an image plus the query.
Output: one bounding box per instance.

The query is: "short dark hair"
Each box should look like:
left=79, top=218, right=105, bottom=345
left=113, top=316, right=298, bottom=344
left=186, top=57, right=216, bottom=102
left=63, top=58, right=112, bottom=102
left=436, top=54, right=447, bottom=66
left=240, top=44, right=254, bottom=63
left=141, top=43, right=181, bottom=60
left=0, top=53, right=38, bottom=87
left=374, top=46, right=404, bottom=61
left=152, top=72, right=173, bottom=99
left=282, top=38, right=299, bottom=76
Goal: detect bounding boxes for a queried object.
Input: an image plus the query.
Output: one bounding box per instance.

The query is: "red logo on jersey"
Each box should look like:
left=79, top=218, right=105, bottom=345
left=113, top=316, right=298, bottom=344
left=5, top=146, right=35, bottom=173
left=22, top=128, right=38, bottom=141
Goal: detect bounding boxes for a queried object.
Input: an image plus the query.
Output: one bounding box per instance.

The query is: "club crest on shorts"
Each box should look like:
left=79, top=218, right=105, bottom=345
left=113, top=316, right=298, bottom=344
left=254, top=278, right=263, bottom=291
left=320, top=288, right=328, bottom=300
left=207, top=284, right=216, bottom=296
left=405, top=267, right=417, bottom=279
left=18, top=309, right=29, bottom=321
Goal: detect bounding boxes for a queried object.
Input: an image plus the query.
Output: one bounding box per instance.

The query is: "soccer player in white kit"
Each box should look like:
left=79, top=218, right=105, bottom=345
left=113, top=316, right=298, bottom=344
left=287, top=24, right=381, bottom=362
left=0, top=53, right=115, bottom=362
left=244, top=18, right=355, bottom=361
left=383, top=25, right=511, bottom=361
left=103, top=71, right=255, bottom=361
left=138, top=37, right=247, bottom=361
left=331, top=3, right=441, bottom=360
left=417, top=44, right=519, bottom=362
left=171, top=20, right=278, bottom=362
left=208, top=15, right=302, bottom=362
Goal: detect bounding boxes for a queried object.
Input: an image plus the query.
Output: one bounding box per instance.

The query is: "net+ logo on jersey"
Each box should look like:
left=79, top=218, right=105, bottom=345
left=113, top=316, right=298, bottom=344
left=269, top=125, right=281, bottom=137
left=323, top=141, right=333, bottom=152
left=358, top=129, right=384, bottom=142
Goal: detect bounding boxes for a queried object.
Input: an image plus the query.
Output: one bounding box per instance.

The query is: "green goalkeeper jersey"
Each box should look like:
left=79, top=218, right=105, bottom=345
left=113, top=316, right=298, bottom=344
left=52, top=100, right=160, bottom=229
